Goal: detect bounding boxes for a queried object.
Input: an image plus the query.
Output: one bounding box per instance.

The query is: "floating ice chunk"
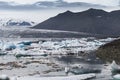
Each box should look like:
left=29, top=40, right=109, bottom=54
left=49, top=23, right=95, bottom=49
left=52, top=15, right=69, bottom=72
left=0, top=75, right=10, bottom=80
left=111, top=60, right=120, bottom=72
left=12, top=48, right=48, bottom=58
left=15, top=73, right=96, bottom=80
left=113, top=74, right=120, bottom=80
left=18, top=41, right=32, bottom=46
left=65, top=67, right=70, bottom=75
left=16, top=44, right=25, bottom=49
left=3, top=43, right=16, bottom=51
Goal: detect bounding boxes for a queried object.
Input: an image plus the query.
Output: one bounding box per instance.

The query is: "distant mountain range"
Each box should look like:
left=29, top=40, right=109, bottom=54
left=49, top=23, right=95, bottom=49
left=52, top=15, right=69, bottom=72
left=33, top=8, right=120, bottom=36
left=0, top=19, right=36, bottom=27
left=0, top=0, right=105, bottom=10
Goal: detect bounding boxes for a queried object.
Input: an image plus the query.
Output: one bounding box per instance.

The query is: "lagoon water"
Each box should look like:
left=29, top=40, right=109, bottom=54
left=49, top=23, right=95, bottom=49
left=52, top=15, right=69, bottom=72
left=0, top=37, right=116, bottom=79
left=0, top=54, right=114, bottom=80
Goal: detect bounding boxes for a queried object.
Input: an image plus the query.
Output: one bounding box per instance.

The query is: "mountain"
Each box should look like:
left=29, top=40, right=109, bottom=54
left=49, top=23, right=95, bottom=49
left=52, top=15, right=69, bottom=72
left=33, top=8, right=120, bottom=36
left=96, top=38, right=120, bottom=64
left=0, top=19, right=36, bottom=27
left=0, top=0, right=105, bottom=10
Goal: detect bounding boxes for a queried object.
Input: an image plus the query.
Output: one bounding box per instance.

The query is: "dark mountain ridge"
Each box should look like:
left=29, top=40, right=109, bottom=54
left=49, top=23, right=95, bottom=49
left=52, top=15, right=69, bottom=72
left=33, top=8, right=120, bottom=36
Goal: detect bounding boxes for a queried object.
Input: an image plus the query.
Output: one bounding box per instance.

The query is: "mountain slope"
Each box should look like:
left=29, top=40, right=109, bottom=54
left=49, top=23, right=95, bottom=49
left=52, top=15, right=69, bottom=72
left=96, top=38, right=120, bottom=64
left=33, top=8, right=120, bottom=36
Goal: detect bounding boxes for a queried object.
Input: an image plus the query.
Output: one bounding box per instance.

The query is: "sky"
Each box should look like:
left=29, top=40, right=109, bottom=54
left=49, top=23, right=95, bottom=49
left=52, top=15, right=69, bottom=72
left=0, top=0, right=119, bottom=23
left=0, top=0, right=119, bottom=6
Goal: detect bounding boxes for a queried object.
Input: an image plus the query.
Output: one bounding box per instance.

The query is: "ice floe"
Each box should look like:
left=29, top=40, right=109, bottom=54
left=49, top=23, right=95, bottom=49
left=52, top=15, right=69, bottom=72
left=11, top=73, right=96, bottom=80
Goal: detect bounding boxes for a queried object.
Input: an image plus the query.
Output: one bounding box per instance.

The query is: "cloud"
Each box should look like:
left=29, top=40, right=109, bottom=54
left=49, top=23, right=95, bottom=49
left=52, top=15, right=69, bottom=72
left=0, top=0, right=105, bottom=10
left=0, top=0, right=119, bottom=6
left=0, top=0, right=55, bottom=4
left=72, top=0, right=119, bottom=6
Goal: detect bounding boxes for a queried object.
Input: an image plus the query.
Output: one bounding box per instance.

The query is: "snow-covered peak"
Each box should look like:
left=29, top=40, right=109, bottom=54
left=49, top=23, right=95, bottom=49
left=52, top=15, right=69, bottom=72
left=0, top=18, right=36, bottom=27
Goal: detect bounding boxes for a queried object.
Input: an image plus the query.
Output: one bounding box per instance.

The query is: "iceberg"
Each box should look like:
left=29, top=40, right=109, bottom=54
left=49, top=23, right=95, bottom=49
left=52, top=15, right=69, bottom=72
left=13, top=49, right=48, bottom=58
left=0, top=75, right=10, bottom=80
left=18, top=41, right=32, bottom=46
left=111, top=60, right=120, bottom=74
left=3, top=43, right=16, bottom=51
left=113, top=74, right=120, bottom=80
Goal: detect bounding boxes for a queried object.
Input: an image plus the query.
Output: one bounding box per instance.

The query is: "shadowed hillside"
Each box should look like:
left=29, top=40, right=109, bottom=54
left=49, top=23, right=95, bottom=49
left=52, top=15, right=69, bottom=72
left=96, top=39, right=120, bottom=64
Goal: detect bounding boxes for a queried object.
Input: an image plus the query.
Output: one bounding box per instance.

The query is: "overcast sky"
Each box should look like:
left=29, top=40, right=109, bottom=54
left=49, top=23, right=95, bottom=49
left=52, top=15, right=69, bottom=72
left=0, top=0, right=119, bottom=22
left=0, top=0, right=119, bottom=6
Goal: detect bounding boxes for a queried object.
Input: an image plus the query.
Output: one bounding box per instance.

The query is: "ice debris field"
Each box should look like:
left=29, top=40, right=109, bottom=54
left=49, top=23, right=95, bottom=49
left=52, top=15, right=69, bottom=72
left=0, top=37, right=118, bottom=80
left=0, top=37, right=115, bottom=56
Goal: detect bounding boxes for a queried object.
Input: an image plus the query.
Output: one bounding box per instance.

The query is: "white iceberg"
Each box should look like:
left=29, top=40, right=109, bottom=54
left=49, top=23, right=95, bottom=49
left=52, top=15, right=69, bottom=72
left=111, top=60, right=120, bottom=72
left=0, top=75, right=10, bottom=80
left=113, top=74, right=120, bottom=80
